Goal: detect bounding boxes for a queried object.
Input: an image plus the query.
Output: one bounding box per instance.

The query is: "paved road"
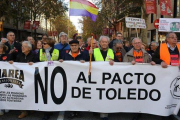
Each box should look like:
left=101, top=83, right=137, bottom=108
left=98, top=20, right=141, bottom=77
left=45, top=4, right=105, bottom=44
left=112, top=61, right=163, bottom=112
left=0, top=110, right=180, bottom=120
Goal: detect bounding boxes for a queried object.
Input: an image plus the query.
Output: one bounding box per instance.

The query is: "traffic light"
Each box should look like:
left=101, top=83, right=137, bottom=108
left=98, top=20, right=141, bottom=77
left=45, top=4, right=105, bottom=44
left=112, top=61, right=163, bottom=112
left=0, top=21, right=3, bottom=32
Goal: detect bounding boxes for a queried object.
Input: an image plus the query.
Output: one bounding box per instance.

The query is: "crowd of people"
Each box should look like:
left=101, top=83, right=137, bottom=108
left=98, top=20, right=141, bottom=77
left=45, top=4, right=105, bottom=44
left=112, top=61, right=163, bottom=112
left=0, top=31, right=179, bottom=120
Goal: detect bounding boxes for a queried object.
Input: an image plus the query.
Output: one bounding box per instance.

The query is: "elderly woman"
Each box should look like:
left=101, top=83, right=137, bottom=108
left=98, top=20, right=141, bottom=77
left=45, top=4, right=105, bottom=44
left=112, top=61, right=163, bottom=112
left=9, top=41, right=37, bottom=118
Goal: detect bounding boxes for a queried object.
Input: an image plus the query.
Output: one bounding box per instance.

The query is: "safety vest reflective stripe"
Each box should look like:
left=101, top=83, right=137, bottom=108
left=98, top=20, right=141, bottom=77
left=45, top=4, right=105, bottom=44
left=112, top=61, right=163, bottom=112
left=94, top=48, right=114, bottom=61
left=39, top=49, right=59, bottom=61
left=160, top=43, right=180, bottom=65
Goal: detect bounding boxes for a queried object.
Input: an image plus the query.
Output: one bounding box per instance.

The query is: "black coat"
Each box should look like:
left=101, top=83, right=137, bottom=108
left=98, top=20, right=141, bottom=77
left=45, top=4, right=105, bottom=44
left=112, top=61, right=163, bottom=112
left=152, top=45, right=180, bottom=64
left=0, top=54, right=10, bottom=61
left=5, top=41, right=22, bottom=61
left=63, top=50, right=89, bottom=61
left=15, top=51, right=37, bottom=63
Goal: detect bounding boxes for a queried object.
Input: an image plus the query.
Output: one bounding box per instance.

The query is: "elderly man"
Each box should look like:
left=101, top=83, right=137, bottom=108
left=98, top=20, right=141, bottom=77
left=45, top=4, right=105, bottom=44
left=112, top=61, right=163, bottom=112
left=90, top=36, right=114, bottom=120
left=152, top=32, right=180, bottom=68
left=5, top=31, right=21, bottom=61
left=54, top=32, right=70, bottom=51
left=109, top=33, right=123, bottom=48
left=60, top=39, right=89, bottom=61
left=113, top=40, right=126, bottom=62
left=123, top=37, right=154, bottom=65
left=1, top=38, right=8, bottom=44
left=91, top=36, right=114, bottom=64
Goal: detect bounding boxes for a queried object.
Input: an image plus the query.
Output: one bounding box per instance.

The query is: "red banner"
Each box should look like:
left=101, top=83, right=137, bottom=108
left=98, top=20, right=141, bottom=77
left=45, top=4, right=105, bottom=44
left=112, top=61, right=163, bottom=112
left=159, top=0, right=173, bottom=16
left=145, top=0, right=157, bottom=14
left=32, top=21, right=40, bottom=30
left=23, top=21, right=31, bottom=29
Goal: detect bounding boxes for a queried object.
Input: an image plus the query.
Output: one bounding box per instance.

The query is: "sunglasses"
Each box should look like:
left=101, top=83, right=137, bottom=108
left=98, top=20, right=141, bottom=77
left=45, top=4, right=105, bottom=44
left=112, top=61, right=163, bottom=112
left=43, top=43, right=48, bottom=45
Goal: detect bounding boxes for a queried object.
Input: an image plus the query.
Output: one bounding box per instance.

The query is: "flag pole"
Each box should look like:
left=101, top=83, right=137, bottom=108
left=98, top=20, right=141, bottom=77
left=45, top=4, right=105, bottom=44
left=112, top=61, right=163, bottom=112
left=68, top=1, right=70, bottom=38
left=156, top=0, right=158, bottom=42
left=88, top=35, right=93, bottom=78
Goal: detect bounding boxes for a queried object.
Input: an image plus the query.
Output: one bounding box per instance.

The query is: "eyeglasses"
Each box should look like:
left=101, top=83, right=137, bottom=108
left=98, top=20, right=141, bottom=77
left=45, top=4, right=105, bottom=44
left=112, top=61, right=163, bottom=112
left=9, top=35, right=15, bottom=36
left=43, top=43, right=48, bottom=45
left=168, top=37, right=177, bottom=39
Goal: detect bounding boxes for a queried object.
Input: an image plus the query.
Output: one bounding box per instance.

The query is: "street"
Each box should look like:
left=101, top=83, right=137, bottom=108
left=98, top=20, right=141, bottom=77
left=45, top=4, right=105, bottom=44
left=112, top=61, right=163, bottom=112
left=1, top=110, right=180, bottom=120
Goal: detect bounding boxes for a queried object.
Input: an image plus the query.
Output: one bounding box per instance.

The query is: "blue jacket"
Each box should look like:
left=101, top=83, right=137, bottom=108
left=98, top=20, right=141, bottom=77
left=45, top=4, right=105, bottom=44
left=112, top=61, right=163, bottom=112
left=62, top=50, right=89, bottom=61
left=54, top=43, right=70, bottom=50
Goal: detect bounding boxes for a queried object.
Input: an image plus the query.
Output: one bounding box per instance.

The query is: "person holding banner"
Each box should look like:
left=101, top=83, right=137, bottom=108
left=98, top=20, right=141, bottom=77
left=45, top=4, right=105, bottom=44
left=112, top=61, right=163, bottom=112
left=59, top=39, right=89, bottom=62
left=113, top=40, right=126, bottom=62
left=89, top=35, right=114, bottom=120
left=8, top=41, right=37, bottom=118
left=152, top=32, right=180, bottom=68
left=123, top=37, right=155, bottom=65
left=59, top=39, right=89, bottom=118
left=37, top=38, right=60, bottom=62
left=36, top=38, right=60, bottom=120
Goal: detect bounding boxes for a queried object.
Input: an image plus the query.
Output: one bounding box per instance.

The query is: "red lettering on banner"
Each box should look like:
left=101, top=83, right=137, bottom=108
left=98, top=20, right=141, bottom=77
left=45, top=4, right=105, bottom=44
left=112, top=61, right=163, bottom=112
left=170, top=54, right=179, bottom=66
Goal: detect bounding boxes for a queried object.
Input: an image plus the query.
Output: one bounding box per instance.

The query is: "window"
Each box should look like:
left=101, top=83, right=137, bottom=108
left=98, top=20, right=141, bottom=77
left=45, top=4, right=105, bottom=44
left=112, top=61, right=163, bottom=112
left=151, top=14, right=153, bottom=23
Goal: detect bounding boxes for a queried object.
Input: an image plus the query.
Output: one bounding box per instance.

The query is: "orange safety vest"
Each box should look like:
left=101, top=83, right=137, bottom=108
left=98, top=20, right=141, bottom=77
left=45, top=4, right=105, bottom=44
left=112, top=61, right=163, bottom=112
left=160, top=43, right=180, bottom=65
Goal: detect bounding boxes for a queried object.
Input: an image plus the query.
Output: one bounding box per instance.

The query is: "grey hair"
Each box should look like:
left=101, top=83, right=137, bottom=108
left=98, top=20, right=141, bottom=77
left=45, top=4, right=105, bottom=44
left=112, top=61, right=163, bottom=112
left=1, top=38, right=8, bottom=42
left=59, top=32, right=67, bottom=37
left=166, top=32, right=176, bottom=38
left=22, top=41, right=32, bottom=50
left=99, top=35, right=110, bottom=43
left=131, top=37, right=142, bottom=43
left=7, top=31, right=15, bottom=37
left=113, top=40, right=123, bottom=46
left=151, top=41, right=159, bottom=46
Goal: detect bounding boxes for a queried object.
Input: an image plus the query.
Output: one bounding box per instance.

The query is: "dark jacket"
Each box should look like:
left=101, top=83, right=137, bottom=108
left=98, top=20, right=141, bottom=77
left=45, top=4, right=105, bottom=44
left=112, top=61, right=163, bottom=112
left=114, top=48, right=126, bottom=62
left=0, top=54, right=10, bottom=61
left=5, top=41, right=22, bottom=61
left=108, top=39, right=115, bottom=48
left=152, top=45, right=180, bottom=64
left=37, top=47, right=61, bottom=62
left=62, top=50, right=89, bottom=61
left=15, top=51, right=37, bottom=63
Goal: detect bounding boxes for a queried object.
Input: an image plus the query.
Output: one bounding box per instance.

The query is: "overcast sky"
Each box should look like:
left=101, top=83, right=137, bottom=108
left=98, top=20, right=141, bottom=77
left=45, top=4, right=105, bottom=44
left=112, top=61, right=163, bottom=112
left=64, top=0, right=93, bottom=33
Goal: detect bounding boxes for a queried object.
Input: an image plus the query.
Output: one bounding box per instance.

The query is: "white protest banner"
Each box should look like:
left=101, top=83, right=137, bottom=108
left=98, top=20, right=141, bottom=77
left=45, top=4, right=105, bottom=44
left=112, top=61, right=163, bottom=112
left=125, top=17, right=146, bottom=29
left=159, top=18, right=180, bottom=32
left=0, top=61, right=179, bottom=116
